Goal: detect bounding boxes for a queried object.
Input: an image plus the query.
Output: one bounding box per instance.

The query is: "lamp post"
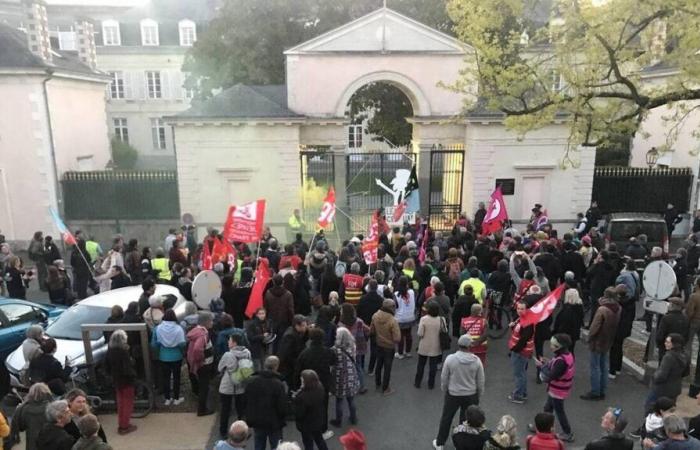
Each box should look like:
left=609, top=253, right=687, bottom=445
left=646, top=147, right=659, bottom=168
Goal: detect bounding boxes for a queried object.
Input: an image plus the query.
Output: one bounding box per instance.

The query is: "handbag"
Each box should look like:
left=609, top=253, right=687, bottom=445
left=439, top=317, right=451, bottom=351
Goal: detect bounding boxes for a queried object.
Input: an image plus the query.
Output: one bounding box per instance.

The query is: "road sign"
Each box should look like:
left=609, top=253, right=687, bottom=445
left=192, top=270, right=222, bottom=310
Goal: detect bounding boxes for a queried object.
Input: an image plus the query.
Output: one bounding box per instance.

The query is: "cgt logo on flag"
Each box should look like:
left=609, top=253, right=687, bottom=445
left=223, top=200, right=266, bottom=244
left=318, top=187, right=336, bottom=229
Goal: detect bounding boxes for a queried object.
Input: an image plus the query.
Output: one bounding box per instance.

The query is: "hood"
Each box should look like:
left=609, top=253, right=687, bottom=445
left=187, top=325, right=208, bottom=342
left=454, top=351, right=481, bottom=365
left=599, top=298, right=621, bottom=313
left=373, top=310, right=394, bottom=326
left=156, top=321, right=186, bottom=347
left=229, top=346, right=251, bottom=359
left=669, top=348, right=689, bottom=367
left=268, top=285, right=287, bottom=297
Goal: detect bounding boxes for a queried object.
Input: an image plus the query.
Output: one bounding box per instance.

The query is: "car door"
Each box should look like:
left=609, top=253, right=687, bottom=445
left=0, top=303, right=42, bottom=358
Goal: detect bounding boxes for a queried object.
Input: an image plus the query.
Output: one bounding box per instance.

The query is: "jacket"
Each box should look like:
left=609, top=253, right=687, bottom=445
left=653, top=348, right=689, bottom=400
left=264, top=286, right=294, bottom=329
left=151, top=321, right=186, bottom=362
left=687, top=290, right=700, bottom=325
left=588, top=298, right=621, bottom=353
left=583, top=432, right=634, bottom=450
left=71, top=436, right=113, bottom=450
left=357, top=292, right=383, bottom=325
left=370, top=309, right=401, bottom=349
left=278, top=328, right=307, bottom=383
left=452, top=295, right=477, bottom=338
left=553, top=303, right=584, bottom=341
left=452, top=425, right=491, bottom=450
left=104, top=347, right=136, bottom=388
left=35, top=423, right=75, bottom=450
left=441, top=350, right=485, bottom=397
left=417, top=315, right=443, bottom=357
left=186, top=325, right=214, bottom=374
left=244, top=370, right=288, bottom=431
left=294, top=385, right=327, bottom=434
left=295, top=342, right=336, bottom=391
left=218, top=346, right=252, bottom=395
left=245, top=317, right=272, bottom=360
left=526, top=432, right=564, bottom=450
left=64, top=419, right=106, bottom=444
left=648, top=437, right=700, bottom=449
left=12, top=399, right=49, bottom=450
left=28, top=353, right=69, bottom=387
left=333, top=346, right=360, bottom=398
left=657, top=311, right=690, bottom=347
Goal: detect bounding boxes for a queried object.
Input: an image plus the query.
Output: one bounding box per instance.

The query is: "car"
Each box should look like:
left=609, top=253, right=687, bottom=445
left=605, top=212, right=670, bottom=257
left=5, top=284, right=186, bottom=377
left=0, top=298, right=65, bottom=360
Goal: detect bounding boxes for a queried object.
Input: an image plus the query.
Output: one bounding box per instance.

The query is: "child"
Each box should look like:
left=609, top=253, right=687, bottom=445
left=452, top=405, right=491, bottom=450
left=630, top=396, right=675, bottom=442
left=526, top=412, right=564, bottom=450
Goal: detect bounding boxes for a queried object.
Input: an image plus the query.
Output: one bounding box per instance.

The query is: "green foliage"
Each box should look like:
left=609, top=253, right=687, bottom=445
left=447, top=0, right=700, bottom=152
left=595, top=131, right=632, bottom=166
left=349, top=83, right=414, bottom=146
left=110, top=138, right=138, bottom=170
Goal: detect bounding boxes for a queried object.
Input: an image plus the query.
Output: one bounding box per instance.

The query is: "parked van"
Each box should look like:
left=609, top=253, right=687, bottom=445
left=605, top=213, right=669, bottom=256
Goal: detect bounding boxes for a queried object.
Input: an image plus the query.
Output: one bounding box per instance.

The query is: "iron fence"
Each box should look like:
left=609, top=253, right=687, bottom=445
left=428, top=145, right=465, bottom=232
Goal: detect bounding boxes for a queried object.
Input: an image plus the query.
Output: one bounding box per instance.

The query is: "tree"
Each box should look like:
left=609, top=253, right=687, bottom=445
left=110, top=138, right=138, bottom=170
left=349, top=83, right=414, bottom=146
left=447, top=0, right=700, bottom=160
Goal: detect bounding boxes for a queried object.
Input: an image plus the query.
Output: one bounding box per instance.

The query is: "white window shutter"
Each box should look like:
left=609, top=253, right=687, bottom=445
left=161, top=71, right=170, bottom=99
left=124, top=71, right=133, bottom=99
left=171, top=71, right=182, bottom=100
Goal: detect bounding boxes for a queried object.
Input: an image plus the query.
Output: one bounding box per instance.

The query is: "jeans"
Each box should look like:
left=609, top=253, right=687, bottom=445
left=161, top=360, right=182, bottom=400
left=590, top=351, right=608, bottom=396
left=511, top=352, right=529, bottom=399
left=435, top=393, right=479, bottom=445
left=644, top=389, right=658, bottom=415
left=334, top=396, right=357, bottom=422
left=398, top=326, right=413, bottom=354
left=414, top=354, right=440, bottom=388
left=301, top=430, right=329, bottom=450
left=356, top=354, right=366, bottom=389
left=375, top=347, right=394, bottom=391
left=544, top=395, right=571, bottom=435
left=116, top=384, right=134, bottom=430
left=254, top=428, right=282, bottom=450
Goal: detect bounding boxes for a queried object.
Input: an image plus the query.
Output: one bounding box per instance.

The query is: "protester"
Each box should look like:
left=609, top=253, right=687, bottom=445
left=552, top=280, right=584, bottom=354
left=330, top=327, right=359, bottom=427
left=460, top=303, right=488, bottom=365
left=215, top=420, right=250, bottom=450
left=71, top=414, right=113, bottom=450
left=151, top=309, right=186, bottom=406
left=484, top=415, right=519, bottom=450
left=432, top=334, right=485, bottom=450
left=584, top=407, right=633, bottom=450
left=63, top=389, right=107, bottom=443
left=218, top=333, right=252, bottom=437
left=187, top=311, right=216, bottom=416
left=339, top=303, right=370, bottom=394
left=452, top=405, right=491, bottom=450
left=646, top=333, right=688, bottom=412
left=265, top=274, right=295, bottom=349
left=394, top=276, right=416, bottom=359
left=508, top=301, right=535, bottom=404
left=656, top=298, right=689, bottom=361
left=581, top=287, right=620, bottom=401
left=642, top=414, right=700, bottom=449
left=35, top=400, right=75, bottom=450
left=104, top=330, right=138, bottom=435
left=28, top=337, right=71, bottom=395
left=246, top=307, right=273, bottom=371
left=415, top=301, right=444, bottom=388
left=294, top=370, right=329, bottom=450
left=278, top=315, right=309, bottom=388
left=631, top=397, right=676, bottom=442
left=525, top=412, right=565, bottom=450
left=10, top=382, right=53, bottom=450
left=245, top=356, right=288, bottom=450
left=370, top=299, right=401, bottom=395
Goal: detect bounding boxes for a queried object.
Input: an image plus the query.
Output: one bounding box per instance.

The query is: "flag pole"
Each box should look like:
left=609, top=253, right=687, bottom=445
left=75, top=244, right=96, bottom=278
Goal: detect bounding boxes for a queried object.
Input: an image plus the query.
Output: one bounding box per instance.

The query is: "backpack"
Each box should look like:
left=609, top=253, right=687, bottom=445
left=334, top=260, right=347, bottom=278
left=448, top=260, right=461, bottom=281
left=230, top=354, right=254, bottom=386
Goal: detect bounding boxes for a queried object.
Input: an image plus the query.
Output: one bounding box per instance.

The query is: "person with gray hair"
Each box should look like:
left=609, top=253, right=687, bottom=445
left=72, top=414, right=112, bottom=450
left=214, top=420, right=250, bottom=450
left=583, top=407, right=633, bottom=450
left=245, top=355, right=287, bottom=449
left=105, top=329, right=138, bottom=435
left=330, top=327, right=359, bottom=428
left=187, top=310, right=215, bottom=416
left=11, top=383, right=53, bottom=450
left=35, top=400, right=75, bottom=450
left=642, top=414, right=700, bottom=449
left=22, top=324, right=44, bottom=368
left=341, top=262, right=363, bottom=306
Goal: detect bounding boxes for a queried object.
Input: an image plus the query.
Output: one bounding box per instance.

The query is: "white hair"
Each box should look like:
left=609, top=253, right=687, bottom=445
left=277, top=443, right=301, bottom=450
left=430, top=276, right=440, bottom=286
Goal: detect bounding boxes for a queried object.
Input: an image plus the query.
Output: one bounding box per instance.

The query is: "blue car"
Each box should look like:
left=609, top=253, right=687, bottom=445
left=0, top=298, right=65, bottom=360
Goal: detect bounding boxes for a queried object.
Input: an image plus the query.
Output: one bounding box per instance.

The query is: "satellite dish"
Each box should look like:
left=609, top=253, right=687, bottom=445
left=182, top=213, right=195, bottom=226
left=192, top=270, right=222, bottom=310
left=642, top=260, right=677, bottom=301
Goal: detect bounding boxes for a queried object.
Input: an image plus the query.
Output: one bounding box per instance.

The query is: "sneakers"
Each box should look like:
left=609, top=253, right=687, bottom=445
left=382, top=388, right=395, bottom=396
left=629, top=427, right=643, bottom=439
left=508, top=394, right=525, bottom=404
left=173, top=397, right=185, bottom=406
left=558, top=432, right=575, bottom=443
left=608, top=373, right=617, bottom=380
left=404, top=352, right=412, bottom=358
left=527, top=423, right=536, bottom=433
left=164, top=398, right=173, bottom=406
left=432, top=439, right=444, bottom=450
left=118, top=425, right=138, bottom=435
left=322, top=430, right=334, bottom=440
left=359, top=387, right=368, bottom=395
left=394, top=353, right=405, bottom=360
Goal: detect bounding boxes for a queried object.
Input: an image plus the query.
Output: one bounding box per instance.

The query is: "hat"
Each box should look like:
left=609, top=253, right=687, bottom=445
left=458, top=334, right=473, bottom=348
left=339, top=429, right=366, bottom=450
left=581, top=235, right=592, bottom=244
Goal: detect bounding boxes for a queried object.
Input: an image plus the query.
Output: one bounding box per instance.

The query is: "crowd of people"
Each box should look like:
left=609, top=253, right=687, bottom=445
left=3, top=201, right=700, bottom=449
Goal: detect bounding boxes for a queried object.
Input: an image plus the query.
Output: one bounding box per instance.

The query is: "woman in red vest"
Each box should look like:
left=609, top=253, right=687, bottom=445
left=536, top=333, right=575, bottom=443
left=460, top=303, right=488, bottom=365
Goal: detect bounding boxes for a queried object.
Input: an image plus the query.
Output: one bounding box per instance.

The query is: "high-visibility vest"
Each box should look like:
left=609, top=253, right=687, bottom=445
left=151, top=257, right=171, bottom=281
left=288, top=215, right=303, bottom=229
left=547, top=351, right=575, bottom=399
left=85, top=241, right=100, bottom=261
left=508, top=321, right=534, bottom=358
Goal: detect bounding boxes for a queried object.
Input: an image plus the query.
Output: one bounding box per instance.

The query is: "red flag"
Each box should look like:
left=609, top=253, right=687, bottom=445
left=362, top=212, right=380, bottom=264
left=201, top=241, right=213, bottom=270
left=245, top=257, right=271, bottom=318
left=519, top=284, right=566, bottom=327
left=392, top=201, right=406, bottom=222
left=223, top=199, right=266, bottom=244
left=481, top=186, right=509, bottom=235
left=317, top=187, right=336, bottom=228
left=212, top=238, right=236, bottom=266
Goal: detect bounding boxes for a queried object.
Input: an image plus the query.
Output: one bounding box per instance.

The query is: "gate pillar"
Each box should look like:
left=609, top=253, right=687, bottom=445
left=418, top=144, right=432, bottom=217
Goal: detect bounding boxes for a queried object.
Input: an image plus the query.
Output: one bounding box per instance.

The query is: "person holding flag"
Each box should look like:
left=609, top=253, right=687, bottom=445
left=508, top=300, right=535, bottom=404
left=318, top=187, right=336, bottom=230
left=481, top=186, right=508, bottom=236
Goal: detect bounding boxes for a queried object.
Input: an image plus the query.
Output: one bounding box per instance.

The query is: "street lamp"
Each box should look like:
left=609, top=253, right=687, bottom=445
left=646, top=147, right=659, bottom=168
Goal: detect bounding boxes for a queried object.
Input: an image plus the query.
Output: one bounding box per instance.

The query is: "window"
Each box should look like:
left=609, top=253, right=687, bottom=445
left=58, top=31, right=76, bottom=50
left=0, top=304, right=38, bottom=326
left=108, top=71, right=125, bottom=99
left=179, top=20, right=196, bottom=46
left=113, top=118, right=128, bottom=143
left=151, top=118, right=167, bottom=150
left=102, top=20, right=120, bottom=46
left=551, top=70, right=564, bottom=92
left=146, top=71, right=161, bottom=98
left=348, top=124, right=363, bottom=149
left=140, top=19, right=159, bottom=46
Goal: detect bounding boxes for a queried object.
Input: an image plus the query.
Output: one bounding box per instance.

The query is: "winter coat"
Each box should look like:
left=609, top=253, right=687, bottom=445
left=560, top=250, right=586, bottom=282
left=295, top=385, right=327, bottom=434
left=186, top=325, right=214, bottom=374
left=64, top=419, right=106, bottom=444
left=245, top=317, right=272, bottom=360
left=657, top=310, right=690, bottom=347
left=370, top=309, right=401, bottom=350
left=104, top=347, right=136, bottom=388
left=417, top=315, right=443, bottom=357
left=278, top=328, right=307, bottom=385
left=12, top=399, right=49, bottom=450
left=295, top=341, right=336, bottom=392
left=526, top=431, right=565, bottom=450
left=441, top=351, right=485, bottom=397
left=151, top=321, right=186, bottom=362
left=333, top=346, right=359, bottom=398
left=218, top=346, right=252, bottom=395
left=71, top=435, right=113, bottom=450
left=452, top=295, right=478, bottom=338
left=35, top=423, right=75, bottom=450
left=583, top=432, right=634, bottom=450
left=28, top=353, right=69, bottom=389
left=357, top=292, right=383, bottom=326
left=687, top=289, right=700, bottom=326
left=345, top=319, right=370, bottom=355
left=452, top=424, right=491, bottom=450
left=588, top=298, right=621, bottom=353
left=244, top=370, right=288, bottom=431
left=653, top=348, right=689, bottom=400
left=264, top=285, right=294, bottom=331
left=587, top=262, right=618, bottom=302
left=553, top=303, right=584, bottom=342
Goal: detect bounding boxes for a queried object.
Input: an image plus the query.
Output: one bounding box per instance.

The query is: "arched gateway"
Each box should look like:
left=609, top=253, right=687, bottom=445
left=168, top=7, right=594, bottom=240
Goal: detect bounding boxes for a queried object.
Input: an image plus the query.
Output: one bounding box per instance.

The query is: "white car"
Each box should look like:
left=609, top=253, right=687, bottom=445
left=5, top=284, right=187, bottom=376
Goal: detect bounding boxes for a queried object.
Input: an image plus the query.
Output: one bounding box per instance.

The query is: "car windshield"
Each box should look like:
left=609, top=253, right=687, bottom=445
left=610, top=221, right=666, bottom=242
left=46, top=304, right=111, bottom=340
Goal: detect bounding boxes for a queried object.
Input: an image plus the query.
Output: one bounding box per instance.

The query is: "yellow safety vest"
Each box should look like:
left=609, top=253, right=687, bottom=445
left=288, top=215, right=304, bottom=230
left=85, top=241, right=100, bottom=262
left=459, top=278, right=486, bottom=302
left=151, top=258, right=171, bottom=281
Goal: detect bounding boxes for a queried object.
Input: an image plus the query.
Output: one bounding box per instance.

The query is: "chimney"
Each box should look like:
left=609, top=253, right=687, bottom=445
left=74, top=20, right=97, bottom=71
left=22, top=0, right=52, bottom=63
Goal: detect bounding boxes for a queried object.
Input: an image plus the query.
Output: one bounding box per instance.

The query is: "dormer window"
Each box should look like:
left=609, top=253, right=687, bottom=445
left=102, top=20, right=120, bottom=46
left=140, top=19, right=159, bottom=46
left=179, top=20, right=196, bottom=46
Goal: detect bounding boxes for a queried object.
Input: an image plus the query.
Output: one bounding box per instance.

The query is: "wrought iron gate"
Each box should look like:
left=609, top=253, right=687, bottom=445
left=428, top=145, right=465, bottom=232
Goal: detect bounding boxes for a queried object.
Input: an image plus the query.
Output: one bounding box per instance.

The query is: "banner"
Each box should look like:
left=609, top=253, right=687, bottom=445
left=362, top=212, right=379, bottom=264
left=519, top=284, right=566, bottom=327
left=404, top=165, right=420, bottom=214
left=223, top=199, right=266, bottom=243
left=317, top=187, right=336, bottom=229
left=49, top=207, right=76, bottom=246
left=385, top=204, right=415, bottom=227
left=481, top=186, right=509, bottom=235
left=245, top=257, right=271, bottom=319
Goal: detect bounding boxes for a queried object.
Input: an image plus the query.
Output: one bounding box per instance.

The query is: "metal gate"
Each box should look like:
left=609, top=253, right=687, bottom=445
left=346, top=150, right=415, bottom=234
left=300, top=148, right=335, bottom=232
left=428, top=145, right=465, bottom=232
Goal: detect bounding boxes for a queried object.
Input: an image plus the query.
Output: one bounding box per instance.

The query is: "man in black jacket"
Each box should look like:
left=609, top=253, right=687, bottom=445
left=295, top=328, right=336, bottom=437
left=245, top=356, right=288, bottom=450
left=584, top=407, right=633, bottom=450
left=656, top=298, right=689, bottom=361
left=278, top=315, right=308, bottom=388
left=358, top=280, right=384, bottom=374
left=35, top=400, right=76, bottom=450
